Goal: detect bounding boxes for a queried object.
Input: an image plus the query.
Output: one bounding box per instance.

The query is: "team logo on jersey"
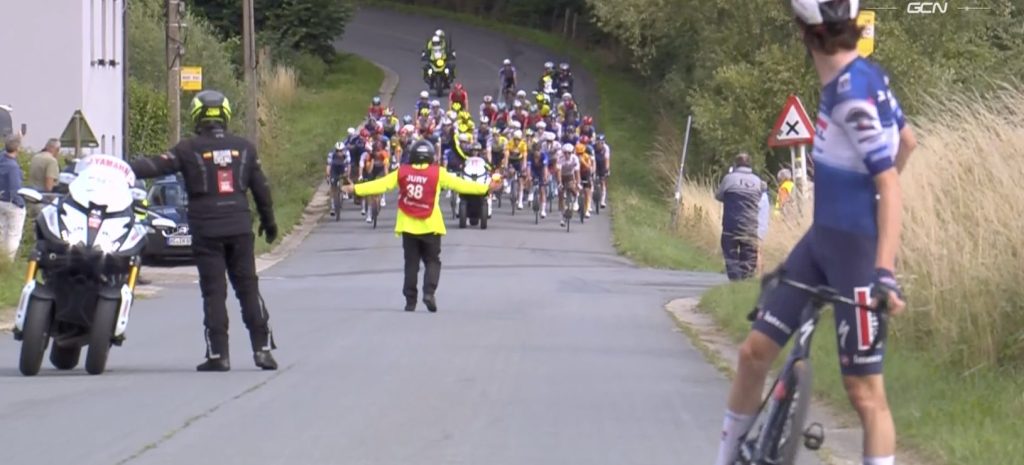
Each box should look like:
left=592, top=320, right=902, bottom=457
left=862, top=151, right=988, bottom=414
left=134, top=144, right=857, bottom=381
left=853, top=286, right=878, bottom=352
left=837, top=72, right=852, bottom=93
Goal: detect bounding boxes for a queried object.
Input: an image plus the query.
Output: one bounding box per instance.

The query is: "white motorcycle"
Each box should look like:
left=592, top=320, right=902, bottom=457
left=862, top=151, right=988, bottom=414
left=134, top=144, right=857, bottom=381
left=454, top=155, right=492, bottom=230
left=13, top=155, right=176, bottom=376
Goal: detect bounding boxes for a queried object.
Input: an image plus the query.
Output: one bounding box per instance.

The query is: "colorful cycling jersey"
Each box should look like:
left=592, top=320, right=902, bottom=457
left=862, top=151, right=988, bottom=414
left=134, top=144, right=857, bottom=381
left=327, top=149, right=349, bottom=167
left=499, top=65, right=517, bottom=82
left=557, top=152, right=580, bottom=176
left=508, top=139, right=527, bottom=160
left=813, top=57, right=905, bottom=237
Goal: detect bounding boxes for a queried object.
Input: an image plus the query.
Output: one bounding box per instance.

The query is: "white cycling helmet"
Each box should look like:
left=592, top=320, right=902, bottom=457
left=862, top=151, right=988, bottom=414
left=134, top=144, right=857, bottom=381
left=420, top=90, right=429, bottom=99
left=516, top=90, right=527, bottom=98
left=544, top=61, right=554, bottom=70
left=447, top=110, right=457, bottom=120
left=335, top=141, right=345, bottom=151
left=403, top=124, right=415, bottom=133
left=430, top=99, right=441, bottom=108
left=513, top=100, right=523, bottom=109
left=502, top=58, right=511, bottom=66
left=544, top=132, right=557, bottom=142
left=562, top=143, right=574, bottom=152
left=791, top=0, right=858, bottom=25
left=483, top=95, right=493, bottom=103
left=347, top=127, right=356, bottom=136
left=513, top=129, right=523, bottom=139
left=458, top=132, right=470, bottom=143
left=436, top=29, right=445, bottom=38
left=562, top=93, right=573, bottom=100
left=536, top=121, right=547, bottom=130
left=511, top=120, right=522, bottom=129
left=442, top=117, right=453, bottom=125
left=432, top=35, right=441, bottom=44
left=480, top=116, right=490, bottom=124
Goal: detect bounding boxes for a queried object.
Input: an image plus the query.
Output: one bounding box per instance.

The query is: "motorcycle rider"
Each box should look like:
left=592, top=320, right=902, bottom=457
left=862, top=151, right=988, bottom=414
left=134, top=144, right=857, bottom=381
left=422, top=35, right=455, bottom=82
left=449, top=82, right=469, bottom=111
left=343, top=140, right=500, bottom=313
left=129, top=89, right=278, bottom=372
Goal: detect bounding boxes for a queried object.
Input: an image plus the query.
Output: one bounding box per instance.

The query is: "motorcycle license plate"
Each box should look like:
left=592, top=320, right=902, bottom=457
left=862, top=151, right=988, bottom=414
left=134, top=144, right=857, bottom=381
left=167, top=235, right=192, bottom=247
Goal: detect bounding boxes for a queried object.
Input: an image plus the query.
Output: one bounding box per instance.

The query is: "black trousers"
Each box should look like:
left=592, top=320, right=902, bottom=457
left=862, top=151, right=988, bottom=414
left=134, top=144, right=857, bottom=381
left=402, top=233, right=442, bottom=302
left=192, top=232, right=275, bottom=358
left=721, top=231, right=758, bottom=281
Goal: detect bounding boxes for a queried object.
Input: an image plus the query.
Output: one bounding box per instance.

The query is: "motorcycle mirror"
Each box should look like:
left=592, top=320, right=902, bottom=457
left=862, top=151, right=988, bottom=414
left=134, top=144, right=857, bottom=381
left=131, top=187, right=148, bottom=202
left=17, top=188, right=43, bottom=204
left=151, top=218, right=177, bottom=231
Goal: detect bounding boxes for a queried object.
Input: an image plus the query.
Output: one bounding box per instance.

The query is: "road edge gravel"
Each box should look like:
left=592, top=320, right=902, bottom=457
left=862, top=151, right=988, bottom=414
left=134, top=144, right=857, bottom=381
left=0, top=61, right=400, bottom=332
left=665, top=298, right=930, bottom=465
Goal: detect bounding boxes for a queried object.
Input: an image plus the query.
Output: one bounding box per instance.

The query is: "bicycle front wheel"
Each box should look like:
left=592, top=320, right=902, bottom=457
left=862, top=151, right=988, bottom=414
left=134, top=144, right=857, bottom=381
left=754, top=360, right=814, bottom=465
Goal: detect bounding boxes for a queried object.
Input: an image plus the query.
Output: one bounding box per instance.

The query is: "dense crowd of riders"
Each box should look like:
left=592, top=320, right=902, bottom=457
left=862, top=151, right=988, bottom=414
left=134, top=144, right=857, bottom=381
left=327, top=34, right=611, bottom=227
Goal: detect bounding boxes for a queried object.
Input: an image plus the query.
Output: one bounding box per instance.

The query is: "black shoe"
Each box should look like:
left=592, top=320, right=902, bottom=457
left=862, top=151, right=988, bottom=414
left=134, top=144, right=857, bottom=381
left=423, top=295, right=438, bottom=313
left=196, top=357, right=230, bottom=372
left=405, top=300, right=416, bottom=312
left=254, top=350, right=278, bottom=370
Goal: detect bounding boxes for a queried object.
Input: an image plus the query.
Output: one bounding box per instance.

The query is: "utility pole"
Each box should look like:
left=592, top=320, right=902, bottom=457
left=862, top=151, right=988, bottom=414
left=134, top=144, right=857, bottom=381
left=242, top=0, right=259, bottom=148
left=166, top=0, right=184, bottom=145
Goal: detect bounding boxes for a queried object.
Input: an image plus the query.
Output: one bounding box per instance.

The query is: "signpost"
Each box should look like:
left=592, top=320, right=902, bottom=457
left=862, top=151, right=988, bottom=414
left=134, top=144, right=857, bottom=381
left=671, top=115, right=693, bottom=228
left=59, top=110, right=100, bottom=159
left=180, top=66, right=203, bottom=91
left=767, top=95, right=814, bottom=201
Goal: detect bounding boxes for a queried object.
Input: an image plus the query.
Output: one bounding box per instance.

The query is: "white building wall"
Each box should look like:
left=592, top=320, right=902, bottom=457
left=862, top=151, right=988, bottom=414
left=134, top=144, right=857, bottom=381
left=0, top=1, right=125, bottom=158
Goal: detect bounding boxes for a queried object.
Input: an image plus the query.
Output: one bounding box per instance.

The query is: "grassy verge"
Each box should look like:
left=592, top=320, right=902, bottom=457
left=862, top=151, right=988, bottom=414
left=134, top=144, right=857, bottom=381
left=253, top=54, right=382, bottom=255
left=367, top=1, right=718, bottom=271
left=700, top=282, right=1024, bottom=465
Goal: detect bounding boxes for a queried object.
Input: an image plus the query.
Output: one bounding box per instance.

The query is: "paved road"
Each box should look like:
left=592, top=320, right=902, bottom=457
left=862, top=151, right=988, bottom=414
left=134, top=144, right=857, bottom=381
left=0, top=7, right=734, bottom=465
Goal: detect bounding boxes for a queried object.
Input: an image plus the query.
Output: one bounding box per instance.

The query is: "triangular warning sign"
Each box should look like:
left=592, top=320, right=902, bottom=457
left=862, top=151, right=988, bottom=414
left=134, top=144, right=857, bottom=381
left=60, top=110, right=100, bottom=149
left=767, top=95, right=814, bottom=148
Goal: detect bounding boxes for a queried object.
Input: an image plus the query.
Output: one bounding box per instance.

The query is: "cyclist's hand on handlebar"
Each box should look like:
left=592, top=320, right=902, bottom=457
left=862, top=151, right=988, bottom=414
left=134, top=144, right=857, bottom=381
left=872, top=268, right=905, bottom=315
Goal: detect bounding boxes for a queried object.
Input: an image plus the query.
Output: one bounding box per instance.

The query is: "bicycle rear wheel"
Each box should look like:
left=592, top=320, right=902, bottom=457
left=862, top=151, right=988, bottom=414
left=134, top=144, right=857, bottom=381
left=371, top=198, right=380, bottom=229
left=751, top=360, right=814, bottom=465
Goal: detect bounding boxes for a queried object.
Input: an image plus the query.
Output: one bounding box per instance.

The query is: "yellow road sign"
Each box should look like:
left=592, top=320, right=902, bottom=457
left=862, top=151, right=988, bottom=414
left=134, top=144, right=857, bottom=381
left=181, top=66, right=203, bottom=91
left=857, top=11, right=876, bottom=57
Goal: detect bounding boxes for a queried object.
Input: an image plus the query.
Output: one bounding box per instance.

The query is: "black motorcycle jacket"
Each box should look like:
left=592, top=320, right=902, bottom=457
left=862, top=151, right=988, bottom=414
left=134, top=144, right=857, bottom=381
left=130, top=126, right=275, bottom=237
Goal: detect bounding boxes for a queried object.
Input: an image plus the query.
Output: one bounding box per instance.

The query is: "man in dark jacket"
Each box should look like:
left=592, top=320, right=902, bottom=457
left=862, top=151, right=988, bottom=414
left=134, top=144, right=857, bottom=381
left=130, top=90, right=278, bottom=372
left=715, top=153, right=763, bottom=281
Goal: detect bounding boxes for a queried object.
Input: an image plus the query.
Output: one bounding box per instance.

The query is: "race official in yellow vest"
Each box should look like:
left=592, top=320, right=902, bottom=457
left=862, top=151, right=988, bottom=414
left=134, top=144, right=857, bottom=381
left=344, top=140, right=501, bottom=313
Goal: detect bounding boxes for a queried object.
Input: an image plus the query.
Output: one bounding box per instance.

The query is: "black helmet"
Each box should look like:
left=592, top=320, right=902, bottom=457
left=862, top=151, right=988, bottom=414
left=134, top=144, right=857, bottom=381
left=190, top=90, right=232, bottom=127
left=409, top=140, right=435, bottom=164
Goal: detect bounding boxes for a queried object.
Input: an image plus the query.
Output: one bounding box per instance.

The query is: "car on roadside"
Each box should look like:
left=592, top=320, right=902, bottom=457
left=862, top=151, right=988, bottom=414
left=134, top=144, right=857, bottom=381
left=142, top=174, right=193, bottom=261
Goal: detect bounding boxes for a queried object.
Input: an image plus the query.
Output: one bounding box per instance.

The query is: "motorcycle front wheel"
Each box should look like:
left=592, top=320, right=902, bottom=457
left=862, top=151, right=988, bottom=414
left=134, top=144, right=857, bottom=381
left=19, top=297, right=53, bottom=376
left=85, top=298, right=118, bottom=375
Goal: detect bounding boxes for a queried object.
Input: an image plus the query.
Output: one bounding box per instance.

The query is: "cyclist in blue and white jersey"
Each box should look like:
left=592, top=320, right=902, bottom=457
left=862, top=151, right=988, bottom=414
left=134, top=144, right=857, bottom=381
left=711, top=2, right=917, bottom=465
left=499, top=58, right=517, bottom=95
left=326, top=141, right=350, bottom=217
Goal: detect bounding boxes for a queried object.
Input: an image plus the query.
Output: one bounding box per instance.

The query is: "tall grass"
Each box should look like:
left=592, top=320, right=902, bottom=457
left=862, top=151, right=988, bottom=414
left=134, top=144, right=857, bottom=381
left=677, top=87, right=1024, bottom=371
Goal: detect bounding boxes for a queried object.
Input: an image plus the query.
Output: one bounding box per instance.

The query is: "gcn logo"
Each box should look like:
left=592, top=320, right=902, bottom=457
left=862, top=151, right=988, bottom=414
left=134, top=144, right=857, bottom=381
left=907, top=2, right=948, bottom=14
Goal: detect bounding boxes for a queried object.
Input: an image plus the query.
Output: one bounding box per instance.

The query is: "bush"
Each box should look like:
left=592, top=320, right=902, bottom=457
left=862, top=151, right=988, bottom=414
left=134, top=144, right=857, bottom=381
left=127, top=77, right=168, bottom=156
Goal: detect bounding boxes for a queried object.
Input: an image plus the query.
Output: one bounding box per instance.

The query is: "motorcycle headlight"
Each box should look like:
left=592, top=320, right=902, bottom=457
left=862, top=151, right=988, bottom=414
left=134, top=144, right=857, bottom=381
left=444, top=69, right=450, bottom=75
left=435, top=59, right=444, bottom=67
left=428, top=69, right=434, bottom=76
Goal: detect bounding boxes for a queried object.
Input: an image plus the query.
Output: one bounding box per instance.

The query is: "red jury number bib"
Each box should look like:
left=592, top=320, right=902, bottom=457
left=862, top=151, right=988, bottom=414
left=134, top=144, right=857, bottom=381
left=397, top=164, right=440, bottom=219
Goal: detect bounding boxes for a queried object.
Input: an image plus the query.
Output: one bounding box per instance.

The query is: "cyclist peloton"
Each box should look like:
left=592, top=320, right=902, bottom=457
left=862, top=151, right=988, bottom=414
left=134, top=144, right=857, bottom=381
left=368, top=96, right=384, bottom=120
left=593, top=134, right=611, bottom=207
left=359, top=140, right=391, bottom=222
left=499, top=58, right=517, bottom=100
left=507, top=129, right=528, bottom=209
left=525, top=142, right=549, bottom=218
left=415, top=91, right=431, bottom=113
left=711, top=2, right=916, bottom=465
left=576, top=141, right=594, bottom=218
left=480, top=95, right=499, bottom=125
left=449, top=82, right=469, bottom=111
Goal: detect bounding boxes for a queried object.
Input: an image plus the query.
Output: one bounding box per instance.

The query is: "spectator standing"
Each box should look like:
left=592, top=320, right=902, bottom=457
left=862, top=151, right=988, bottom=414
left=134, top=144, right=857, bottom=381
left=774, top=168, right=796, bottom=218
left=0, top=135, right=25, bottom=261
left=28, top=138, right=60, bottom=192
left=715, top=152, right=763, bottom=281
left=757, top=181, right=770, bottom=274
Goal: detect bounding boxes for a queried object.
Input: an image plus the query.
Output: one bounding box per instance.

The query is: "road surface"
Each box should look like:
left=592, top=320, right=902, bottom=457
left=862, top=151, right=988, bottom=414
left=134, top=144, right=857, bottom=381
left=0, top=7, right=736, bottom=465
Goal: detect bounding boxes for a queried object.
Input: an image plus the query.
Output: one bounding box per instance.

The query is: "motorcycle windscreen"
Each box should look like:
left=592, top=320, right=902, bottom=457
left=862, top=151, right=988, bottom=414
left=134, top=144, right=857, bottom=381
left=69, top=155, right=135, bottom=213
left=464, top=157, right=488, bottom=177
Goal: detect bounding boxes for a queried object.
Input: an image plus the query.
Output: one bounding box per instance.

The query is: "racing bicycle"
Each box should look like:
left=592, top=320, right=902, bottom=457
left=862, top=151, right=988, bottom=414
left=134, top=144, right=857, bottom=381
left=736, top=269, right=890, bottom=465
left=530, top=182, right=542, bottom=225
left=508, top=168, right=521, bottom=216
left=328, top=173, right=347, bottom=222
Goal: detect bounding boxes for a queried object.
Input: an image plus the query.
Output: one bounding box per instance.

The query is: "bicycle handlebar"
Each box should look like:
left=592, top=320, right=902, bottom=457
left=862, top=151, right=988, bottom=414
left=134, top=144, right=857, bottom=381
left=751, top=268, right=890, bottom=351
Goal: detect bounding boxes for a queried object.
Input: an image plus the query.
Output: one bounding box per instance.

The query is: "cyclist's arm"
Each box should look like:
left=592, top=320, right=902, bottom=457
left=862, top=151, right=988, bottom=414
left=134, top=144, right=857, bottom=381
left=353, top=170, right=398, bottom=197
left=895, top=125, right=917, bottom=174
left=874, top=169, right=902, bottom=272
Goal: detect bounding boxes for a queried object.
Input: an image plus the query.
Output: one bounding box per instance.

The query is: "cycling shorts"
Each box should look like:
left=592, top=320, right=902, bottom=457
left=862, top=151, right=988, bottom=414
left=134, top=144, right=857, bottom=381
left=580, top=170, right=592, bottom=189
left=365, top=165, right=386, bottom=181
left=595, top=158, right=608, bottom=177
left=447, top=157, right=464, bottom=173
left=508, top=158, right=524, bottom=173
left=329, top=164, right=348, bottom=181
left=751, top=225, right=883, bottom=376
left=490, top=151, right=505, bottom=168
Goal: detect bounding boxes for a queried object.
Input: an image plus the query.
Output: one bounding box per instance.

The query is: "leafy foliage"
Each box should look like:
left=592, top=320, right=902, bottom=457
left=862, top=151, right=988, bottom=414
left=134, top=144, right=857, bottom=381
left=587, top=0, right=1024, bottom=177
left=190, top=0, right=354, bottom=61
left=126, top=78, right=168, bottom=156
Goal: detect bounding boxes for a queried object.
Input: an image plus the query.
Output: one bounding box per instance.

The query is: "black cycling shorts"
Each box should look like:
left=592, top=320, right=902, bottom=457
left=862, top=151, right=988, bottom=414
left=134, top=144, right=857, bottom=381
left=329, top=164, right=348, bottom=182
left=365, top=165, right=385, bottom=181
left=508, top=158, right=524, bottom=174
